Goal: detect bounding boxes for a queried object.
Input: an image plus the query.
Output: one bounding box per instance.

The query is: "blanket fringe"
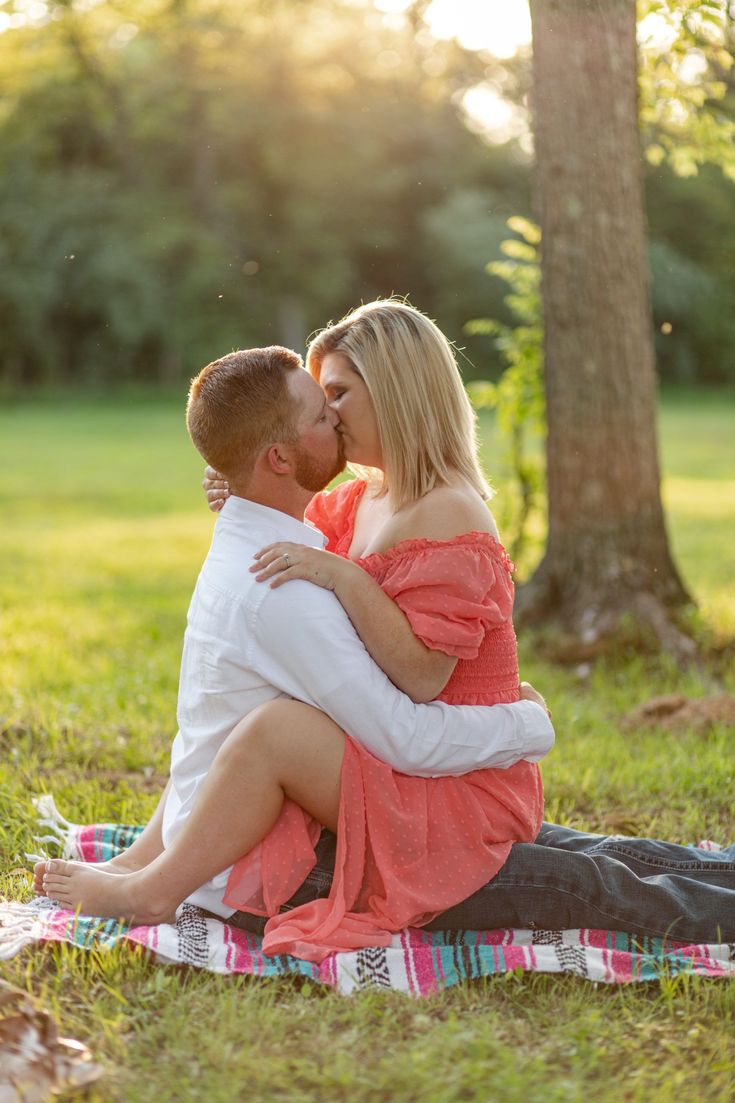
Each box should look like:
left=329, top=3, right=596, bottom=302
left=0, top=900, right=49, bottom=960
left=25, top=795, right=79, bottom=863
left=32, top=794, right=76, bottom=832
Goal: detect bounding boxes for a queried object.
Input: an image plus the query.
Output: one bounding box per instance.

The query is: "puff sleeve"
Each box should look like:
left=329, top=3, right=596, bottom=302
left=370, top=538, right=515, bottom=660
left=305, top=479, right=365, bottom=555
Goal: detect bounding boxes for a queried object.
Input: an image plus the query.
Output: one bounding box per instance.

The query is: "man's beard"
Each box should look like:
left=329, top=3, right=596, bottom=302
left=293, top=439, right=346, bottom=494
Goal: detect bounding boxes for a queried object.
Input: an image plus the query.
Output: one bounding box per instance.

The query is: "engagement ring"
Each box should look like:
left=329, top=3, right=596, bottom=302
left=282, top=553, right=290, bottom=568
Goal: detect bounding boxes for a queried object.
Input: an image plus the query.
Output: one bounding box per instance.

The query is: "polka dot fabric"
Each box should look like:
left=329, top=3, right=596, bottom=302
left=224, top=479, right=543, bottom=963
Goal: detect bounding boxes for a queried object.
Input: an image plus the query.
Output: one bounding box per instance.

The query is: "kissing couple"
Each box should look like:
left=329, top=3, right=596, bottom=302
left=38, top=301, right=735, bottom=960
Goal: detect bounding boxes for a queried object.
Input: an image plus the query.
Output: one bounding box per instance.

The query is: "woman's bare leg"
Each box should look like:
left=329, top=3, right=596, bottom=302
left=42, top=701, right=345, bottom=923
left=33, top=780, right=172, bottom=893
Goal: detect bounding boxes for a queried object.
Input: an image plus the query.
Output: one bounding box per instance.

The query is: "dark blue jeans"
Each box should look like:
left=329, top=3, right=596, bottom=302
left=224, top=823, right=735, bottom=944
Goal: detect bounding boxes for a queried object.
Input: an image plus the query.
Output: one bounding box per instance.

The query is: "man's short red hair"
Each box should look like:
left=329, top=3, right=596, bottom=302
left=186, top=346, right=303, bottom=480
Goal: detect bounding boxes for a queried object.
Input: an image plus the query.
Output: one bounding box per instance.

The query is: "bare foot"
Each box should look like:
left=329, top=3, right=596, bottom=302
left=41, top=859, right=176, bottom=925
left=32, top=852, right=144, bottom=895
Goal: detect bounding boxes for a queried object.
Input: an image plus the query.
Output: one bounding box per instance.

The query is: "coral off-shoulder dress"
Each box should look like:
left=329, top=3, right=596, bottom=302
left=224, top=479, right=544, bottom=963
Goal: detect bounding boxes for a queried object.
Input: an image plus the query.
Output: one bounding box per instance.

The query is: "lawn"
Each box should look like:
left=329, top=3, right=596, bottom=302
left=1, top=386, right=734, bottom=1102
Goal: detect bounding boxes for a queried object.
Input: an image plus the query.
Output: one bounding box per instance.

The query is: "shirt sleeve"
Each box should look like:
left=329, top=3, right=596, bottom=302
left=379, top=543, right=515, bottom=659
left=248, top=579, right=553, bottom=777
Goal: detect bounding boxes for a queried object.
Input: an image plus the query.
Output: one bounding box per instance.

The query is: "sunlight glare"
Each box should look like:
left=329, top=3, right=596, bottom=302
left=677, top=50, right=708, bottom=83
left=374, top=0, right=532, bottom=58
left=637, top=12, right=679, bottom=50
left=462, top=84, right=523, bottom=143
left=424, top=0, right=531, bottom=58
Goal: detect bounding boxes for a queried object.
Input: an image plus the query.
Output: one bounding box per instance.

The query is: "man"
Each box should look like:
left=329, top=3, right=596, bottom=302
left=42, top=347, right=735, bottom=943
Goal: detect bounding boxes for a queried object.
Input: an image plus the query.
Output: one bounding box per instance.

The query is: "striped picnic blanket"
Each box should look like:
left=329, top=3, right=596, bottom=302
left=2, top=797, right=733, bottom=996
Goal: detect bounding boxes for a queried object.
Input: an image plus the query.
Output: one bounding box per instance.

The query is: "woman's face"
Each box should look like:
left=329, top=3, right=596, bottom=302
left=319, top=351, right=383, bottom=469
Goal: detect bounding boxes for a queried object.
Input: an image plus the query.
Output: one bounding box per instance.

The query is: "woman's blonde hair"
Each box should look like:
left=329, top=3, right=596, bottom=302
left=306, top=300, right=492, bottom=510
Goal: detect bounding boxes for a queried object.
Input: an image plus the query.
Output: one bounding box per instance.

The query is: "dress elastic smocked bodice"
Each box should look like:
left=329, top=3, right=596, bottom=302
left=306, top=480, right=521, bottom=706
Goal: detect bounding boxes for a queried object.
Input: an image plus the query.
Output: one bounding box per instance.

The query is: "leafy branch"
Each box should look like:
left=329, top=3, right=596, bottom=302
left=638, top=0, right=735, bottom=180
left=466, top=217, right=545, bottom=564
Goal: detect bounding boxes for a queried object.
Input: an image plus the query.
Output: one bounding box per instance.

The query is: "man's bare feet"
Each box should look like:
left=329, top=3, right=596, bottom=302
left=32, top=851, right=143, bottom=895
left=40, top=859, right=177, bottom=925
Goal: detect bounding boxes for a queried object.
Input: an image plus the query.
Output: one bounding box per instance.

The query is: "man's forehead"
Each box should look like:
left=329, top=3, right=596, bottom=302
left=289, top=367, right=323, bottom=411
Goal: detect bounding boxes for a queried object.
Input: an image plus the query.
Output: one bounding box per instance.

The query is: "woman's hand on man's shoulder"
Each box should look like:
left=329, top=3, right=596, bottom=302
left=203, top=466, right=230, bottom=512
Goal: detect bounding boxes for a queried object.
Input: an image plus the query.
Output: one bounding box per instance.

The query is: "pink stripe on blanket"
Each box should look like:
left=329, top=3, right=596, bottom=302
left=73, top=825, right=103, bottom=862
left=410, top=942, right=440, bottom=996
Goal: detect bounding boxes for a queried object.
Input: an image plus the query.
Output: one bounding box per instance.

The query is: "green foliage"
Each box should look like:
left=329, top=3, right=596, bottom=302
left=421, top=189, right=530, bottom=380
left=0, top=0, right=733, bottom=386
left=466, top=217, right=545, bottom=561
left=0, top=0, right=517, bottom=385
left=645, top=162, right=735, bottom=382
left=638, top=0, right=735, bottom=181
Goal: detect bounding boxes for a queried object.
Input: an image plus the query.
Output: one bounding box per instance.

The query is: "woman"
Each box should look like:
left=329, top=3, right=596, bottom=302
left=40, top=301, right=545, bottom=961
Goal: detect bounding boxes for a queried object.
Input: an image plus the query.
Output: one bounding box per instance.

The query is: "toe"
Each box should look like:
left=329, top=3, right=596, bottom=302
left=46, top=892, right=74, bottom=909
left=45, top=858, right=71, bottom=876
left=43, top=876, right=70, bottom=897
left=44, top=889, right=71, bottom=907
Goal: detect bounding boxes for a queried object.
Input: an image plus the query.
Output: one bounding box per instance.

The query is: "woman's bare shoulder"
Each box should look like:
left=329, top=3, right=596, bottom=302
left=392, top=483, right=499, bottom=544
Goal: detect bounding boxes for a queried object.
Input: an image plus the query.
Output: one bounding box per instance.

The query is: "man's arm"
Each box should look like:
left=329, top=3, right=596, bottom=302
left=249, top=580, right=554, bottom=778
left=251, top=541, right=456, bottom=702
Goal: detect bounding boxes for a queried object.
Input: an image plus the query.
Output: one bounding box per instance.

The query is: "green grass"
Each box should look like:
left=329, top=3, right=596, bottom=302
left=1, top=387, right=734, bottom=1101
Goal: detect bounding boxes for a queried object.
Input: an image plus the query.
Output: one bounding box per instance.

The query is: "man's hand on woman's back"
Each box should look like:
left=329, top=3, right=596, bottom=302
left=520, top=682, right=551, bottom=719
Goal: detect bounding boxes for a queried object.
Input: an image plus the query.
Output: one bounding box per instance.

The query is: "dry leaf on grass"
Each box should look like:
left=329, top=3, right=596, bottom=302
left=622, top=694, right=735, bottom=737
left=0, top=980, right=103, bottom=1102
left=597, top=808, right=647, bottom=835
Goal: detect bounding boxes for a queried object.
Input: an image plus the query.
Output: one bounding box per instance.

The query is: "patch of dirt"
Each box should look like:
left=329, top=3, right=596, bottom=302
left=595, top=809, right=648, bottom=835
left=622, top=694, right=735, bottom=738
left=0, top=722, right=32, bottom=745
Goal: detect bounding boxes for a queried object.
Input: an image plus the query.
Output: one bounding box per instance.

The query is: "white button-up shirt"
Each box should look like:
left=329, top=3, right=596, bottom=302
left=163, top=494, right=554, bottom=915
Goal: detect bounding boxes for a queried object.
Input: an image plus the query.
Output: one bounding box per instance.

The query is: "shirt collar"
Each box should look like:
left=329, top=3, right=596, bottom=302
left=220, top=495, right=326, bottom=548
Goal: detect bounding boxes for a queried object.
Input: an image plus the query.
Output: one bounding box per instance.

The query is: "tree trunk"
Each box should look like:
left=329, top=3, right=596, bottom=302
left=520, top=0, right=694, bottom=657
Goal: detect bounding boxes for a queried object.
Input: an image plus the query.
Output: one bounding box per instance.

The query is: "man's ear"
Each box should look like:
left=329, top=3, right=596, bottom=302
left=262, top=441, right=293, bottom=476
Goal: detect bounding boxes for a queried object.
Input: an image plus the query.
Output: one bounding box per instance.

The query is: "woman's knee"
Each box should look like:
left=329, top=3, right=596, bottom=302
left=222, top=703, right=279, bottom=763
left=224, top=699, right=323, bottom=762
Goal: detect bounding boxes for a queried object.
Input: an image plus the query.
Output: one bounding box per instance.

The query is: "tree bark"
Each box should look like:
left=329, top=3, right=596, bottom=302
left=521, top=0, right=694, bottom=656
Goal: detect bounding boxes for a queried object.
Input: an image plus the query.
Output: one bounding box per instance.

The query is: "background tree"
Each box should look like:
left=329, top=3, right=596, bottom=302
left=518, top=0, right=695, bottom=656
